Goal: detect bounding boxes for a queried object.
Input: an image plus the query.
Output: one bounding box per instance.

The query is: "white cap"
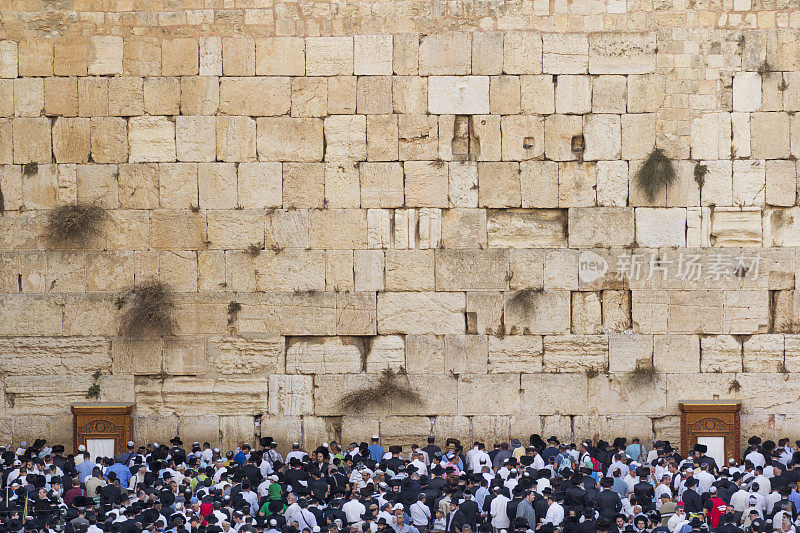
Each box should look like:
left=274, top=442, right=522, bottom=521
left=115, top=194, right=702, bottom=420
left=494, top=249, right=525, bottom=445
left=127, top=441, right=135, bottom=447
left=313, top=527, right=321, bottom=532
left=78, top=445, right=86, bottom=452
left=372, top=435, right=379, bottom=439
left=20, top=441, right=27, bottom=447
left=322, top=442, right=329, bottom=447
left=393, top=503, right=404, bottom=510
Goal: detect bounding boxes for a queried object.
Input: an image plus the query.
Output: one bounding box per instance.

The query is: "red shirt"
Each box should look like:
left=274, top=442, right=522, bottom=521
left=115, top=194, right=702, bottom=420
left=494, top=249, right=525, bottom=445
left=707, top=497, right=726, bottom=528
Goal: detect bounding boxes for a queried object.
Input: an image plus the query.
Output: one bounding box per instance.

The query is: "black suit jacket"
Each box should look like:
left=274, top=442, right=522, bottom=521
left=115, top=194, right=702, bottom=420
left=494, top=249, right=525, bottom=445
left=446, top=509, right=466, bottom=533
left=459, top=500, right=479, bottom=529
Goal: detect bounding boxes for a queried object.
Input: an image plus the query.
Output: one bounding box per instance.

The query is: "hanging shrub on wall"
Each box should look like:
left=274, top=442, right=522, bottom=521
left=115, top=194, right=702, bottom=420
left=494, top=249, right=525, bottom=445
left=45, top=204, right=107, bottom=243
left=635, top=148, right=676, bottom=201
left=118, top=281, right=177, bottom=337
left=338, top=368, right=423, bottom=411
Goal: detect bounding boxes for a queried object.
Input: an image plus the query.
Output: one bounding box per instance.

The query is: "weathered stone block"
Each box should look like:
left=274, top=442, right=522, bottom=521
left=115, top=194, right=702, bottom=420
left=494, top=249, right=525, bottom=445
left=219, top=77, right=290, bottom=116
left=257, top=117, right=323, bottom=162
left=505, top=290, right=570, bottom=335
left=306, top=37, right=353, bottom=76
left=419, top=33, right=471, bottom=75
left=256, top=37, right=304, bottom=76
left=588, top=32, right=656, bottom=74
left=428, top=76, right=489, bottom=115
left=378, top=292, right=465, bottom=335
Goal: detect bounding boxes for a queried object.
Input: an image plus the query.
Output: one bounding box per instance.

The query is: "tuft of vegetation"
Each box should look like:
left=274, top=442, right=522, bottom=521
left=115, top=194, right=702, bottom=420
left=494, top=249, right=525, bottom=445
left=585, top=367, right=600, bottom=379
left=778, top=361, right=789, bottom=374
left=728, top=379, right=741, bottom=393
left=778, top=78, right=789, bottom=92
left=628, top=359, right=657, bottom=387
left=118, top=281, right=176, bottom=337
left=114, top=296, right=126, bottom=310
left=757, top=60, right=771, bottom=76
left=86, top=370, right=102, bottom=399
left=338, top=368, right=423, bottom=411
left=23, top=162, right=38, bottom=176
left=0, top=186, right=4, bottom=215
left=694, top=163, right=708, bottom=189
left=246, top=243, right=263, bottom=258
left=227, top=301, right=242, bottom=326
left=635, top=148, right=676, bottom=202
left=45, top=204, right=107, bottom=243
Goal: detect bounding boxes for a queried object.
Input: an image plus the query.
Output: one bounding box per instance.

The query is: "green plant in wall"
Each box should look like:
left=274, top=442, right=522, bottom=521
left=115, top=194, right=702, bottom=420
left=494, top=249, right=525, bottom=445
left=694, top=163, right=708, bottom=189
left=86, top=370, right=102, bottom=399
left=628, top=358, right=657, bottom=387
left=118, top=281, right=176, bottom=337
left=635, top=148, right=676, bottom=201
left=227, top=301, right=242, bottom=326
left=46, top=204, right=107, bottom=243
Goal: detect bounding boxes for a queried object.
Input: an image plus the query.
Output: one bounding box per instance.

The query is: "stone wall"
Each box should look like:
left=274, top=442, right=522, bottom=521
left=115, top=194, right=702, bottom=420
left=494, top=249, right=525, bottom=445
left=1, top=0, right=800, bottom=452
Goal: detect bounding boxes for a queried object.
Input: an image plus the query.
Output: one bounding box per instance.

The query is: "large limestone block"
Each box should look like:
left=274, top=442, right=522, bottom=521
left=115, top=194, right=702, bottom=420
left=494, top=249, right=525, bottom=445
left=602, top=290, right=631, bottom=330
left=14, top=78, right=43, bottom=117
left=666, top=290, right=723, bottom=334
left=215, top=115, right=256, bottom=162
left=608, top=334, right=652, bottom=372
left=256, top=37, right=304, bottom=76
left=12, top=118, right=51, bottom=164
left=268, top=374, right=313, bottom=416
left=256, top=117, right=323, bottom=162
left=128, top=116, right=175, bottom=163
left=490, top=75, right=520, bottom=115
left=405, top=335, right=445, bottom=374
left=621, top=114, right=656, bottom=161
left=710, top=207, right=762, bottom=247
left=520, top=161, right=558, bottom=208
left=488, top=336, right=543, bottom=373
left=751, top=112, right=791, bottom=159
left=501, top=115, right=544, bottom=161
left=765, top=160, right=796, bottom=207
left=444, top=335, right=488, bottom=374
left=235, top=292, right=338, bottom=336
left=458, top=374, right=520, bottom=415
left=137, top=376, right=268, bottom=415
left=724, top=290, right=769, bottom=334
left=544, top=114, right=583, bottom=161
left=742, top=334, right=785, bottom=373
left=588, top=32, right=656, bottom=74
left=521, top=75, right=555, bottom=114
left=0, top=41, right=18, bottom=78
left=582, top=114, right=621, bottom=161
left=384, top=249, right=435, bottom=291
left=733, top=72, right=762, bottom=112
left=568, top=208, right=634, bottom=247
left=419, top=33, right=471, bottom=75
left=285, top=336, right=362, bottom=374
left=486, top=209, right=567, bottom=248
left=700, top=335, right=743, bottom=373
left=88, top=36, right=123, bottom=75
left=363, top=335, right=406, bottom=373
left=559, top=162, right=597, bottom=207
left=162, top=336, right=206, bottom=375
left=543, top=334, right=608, bottom=372
left=323, top=115, right=366, bottom=161
left=520, top=373, right=589, bottom=414
left=555, top=75, right=591, bottom=114
left=478, top=162, right=521, bottom=208
left=691, top=113, right=731, bottom=160
left=404, top=160, right=449, bottom=207
left=596, top=160, right=628, bottom=207
left=466, top=292, right=505, bottom=335
left=219, top=77, right=290, bottom=116
left=732, top=160, right=765, bottom=206
left=435, top=249, right=509, bottom=291
left=627, top=74, right=664, bottom=113
left=134, top=414, right=180, bottom=445
left=305, top=37, right=353, bottom=76
left=308, top=209, right=367, bottom=249
left=542, top=34, right=588, bottom=74
left=0, top=294, right=62, bottom=336
left=0, top=337, right=110, bottom=375
left=112, top=338, right=163, bottom=375
left=162, top=38, right=198, bottom=76
left=505, top=290, right=571, bottom=335
left=428, top=76, right=489, bottom=115
left=378, top=416, right=436, bottom=449
left=6, top=375, right=132, bottom=414
left=315, top=373, right=457, bottom=416
left=635, top=208, right=686, bottom=247
left=206, top=335, right=283, bottom=375
left=588, top=373, right=666, bottom=415
left=503, top=32, right=543, bottom=74
left=378, top=292, right=465, bottom=335
left=572, top=291, right=603, bottom=334
left=239, top=250, right=323, bottom=292
left=653, top=335, right=700, bottom=373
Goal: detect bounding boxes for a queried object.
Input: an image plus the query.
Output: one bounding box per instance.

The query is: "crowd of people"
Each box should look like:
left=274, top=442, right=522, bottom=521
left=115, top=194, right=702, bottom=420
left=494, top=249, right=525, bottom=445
left=1, top=434, right=799, bottom=533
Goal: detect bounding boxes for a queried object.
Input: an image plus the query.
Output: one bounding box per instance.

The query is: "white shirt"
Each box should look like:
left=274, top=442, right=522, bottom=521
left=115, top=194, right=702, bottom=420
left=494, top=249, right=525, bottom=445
left=286, top=450, right=308, bottom=464
left=410, top=501, right=431, bottom=526
left=746, top=451, right=766, bottom=468
left=696, top=470, right=715, bottom=494
left=343, top=499, right=366, bottom=524
left=490, top=494, right=510, bottom=528
left=544, top=502, right=564, bottom=525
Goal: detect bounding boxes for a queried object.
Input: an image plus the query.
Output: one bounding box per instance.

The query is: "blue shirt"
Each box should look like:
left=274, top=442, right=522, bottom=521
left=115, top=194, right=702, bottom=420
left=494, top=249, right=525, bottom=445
left=789, top=490, right=800, bottom=513
left=75, top=459, right=95, bottom=481
left=234, top=450, right=247, bottom=466
left=105, top=462, right=132, bottom=488
left=368, top=444, right=384, bottom=462
left=626, top=443, right=646, bottom=461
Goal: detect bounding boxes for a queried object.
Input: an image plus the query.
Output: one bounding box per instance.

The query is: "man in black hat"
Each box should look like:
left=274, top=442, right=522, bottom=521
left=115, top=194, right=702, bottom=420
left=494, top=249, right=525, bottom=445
left=682, top=478, right=703, bottom=514
left=541, top=438, right=560, bottom=466
left=597, top=477, right=622, bottom=522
